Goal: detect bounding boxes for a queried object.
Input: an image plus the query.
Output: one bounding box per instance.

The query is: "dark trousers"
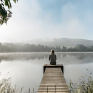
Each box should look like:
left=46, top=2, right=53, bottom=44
left=50, top=62, right=56, bottom=65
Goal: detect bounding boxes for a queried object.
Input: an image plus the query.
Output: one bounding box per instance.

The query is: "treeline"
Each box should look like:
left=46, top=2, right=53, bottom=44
left=0, top=43, right=93, bottom=52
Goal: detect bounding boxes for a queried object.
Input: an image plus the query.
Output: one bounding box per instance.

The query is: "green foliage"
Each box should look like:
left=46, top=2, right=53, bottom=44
left=0, top=77, right=36, bottom=93
left=0, top=43, right=62, bottom=52
left=69, top=71, right=93, bottom=93
left=0, top=78, right=23, bottom=93
left=0, top=43, right=93, bottom=52
left=0, top=0, right=18, bottom=25
left=62, top=46, right=67, bottom=52
left=75, top=44, right=87, bottom=52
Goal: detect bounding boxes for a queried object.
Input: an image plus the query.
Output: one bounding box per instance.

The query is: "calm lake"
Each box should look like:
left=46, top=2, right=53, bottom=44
left=0, top=52, right=93, bottom=92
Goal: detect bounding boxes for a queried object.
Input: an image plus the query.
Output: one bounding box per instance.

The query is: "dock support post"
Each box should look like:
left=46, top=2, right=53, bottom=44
left=55, top=85, right=56, bottom=93
left=47, top=86, right=48, bottom=93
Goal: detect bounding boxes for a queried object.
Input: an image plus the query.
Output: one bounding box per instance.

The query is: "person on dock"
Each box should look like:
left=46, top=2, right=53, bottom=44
left=49, top=50, right=57, bottom=65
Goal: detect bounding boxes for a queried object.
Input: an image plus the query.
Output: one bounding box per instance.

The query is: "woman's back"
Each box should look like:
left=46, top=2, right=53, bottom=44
left=49, top=50, right=57, bottom=65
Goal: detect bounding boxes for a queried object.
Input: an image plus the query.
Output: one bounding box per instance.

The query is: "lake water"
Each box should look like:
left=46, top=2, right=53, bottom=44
left=0, top=52, right=93, bottom=92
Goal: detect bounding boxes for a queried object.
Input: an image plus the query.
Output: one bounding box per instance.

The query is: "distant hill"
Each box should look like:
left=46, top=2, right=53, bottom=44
left=24, top=38, right=93, bottom=47
left=1, top=38, right=93, bottom=52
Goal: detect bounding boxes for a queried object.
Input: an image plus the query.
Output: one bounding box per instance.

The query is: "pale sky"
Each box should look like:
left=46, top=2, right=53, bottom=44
left=0, top=0, right=93, bottom=42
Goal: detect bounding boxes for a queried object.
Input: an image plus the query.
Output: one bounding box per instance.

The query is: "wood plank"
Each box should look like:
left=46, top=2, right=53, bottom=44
left=37, top=65, right=70, bottom=93
left=43, top=65, right=64, bottom=73
left=37, top=92, right=70, bottom=93
left=38, top=88, right=69, bottom=91
left=39, top=85, right=67, bottom=87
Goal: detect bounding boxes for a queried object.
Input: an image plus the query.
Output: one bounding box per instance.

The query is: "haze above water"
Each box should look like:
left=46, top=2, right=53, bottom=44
left=0, top=52, right=93, bottom=92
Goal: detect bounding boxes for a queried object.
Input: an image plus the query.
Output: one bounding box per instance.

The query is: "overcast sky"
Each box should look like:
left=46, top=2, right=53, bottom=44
left=0, top=0, right=93, bottom=42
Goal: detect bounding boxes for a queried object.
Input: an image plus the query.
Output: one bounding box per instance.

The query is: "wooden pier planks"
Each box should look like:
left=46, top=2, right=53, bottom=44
left=37, top=65, right=70, bottom=93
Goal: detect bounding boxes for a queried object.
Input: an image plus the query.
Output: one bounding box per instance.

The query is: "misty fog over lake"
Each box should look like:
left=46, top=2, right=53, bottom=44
left=1, top=0, right=93, bottom=92
left=0, top=52, right=93, bottom=92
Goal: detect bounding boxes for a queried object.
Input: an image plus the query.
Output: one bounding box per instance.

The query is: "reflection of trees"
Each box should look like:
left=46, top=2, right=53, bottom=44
left=0, top=53, right=65, bottom=61
left=0, top=53, right=93, bottom=64
left=69, top=53, right=93, bottom=60
left=0, top=57, right=3, bottom=62
left=57, top=53, right=93, bottom=64
left=56, top=53, right=67, bottom=59
left=62, top=53, right=67, bottom=58
left=0, top=53, right=50, bottom=61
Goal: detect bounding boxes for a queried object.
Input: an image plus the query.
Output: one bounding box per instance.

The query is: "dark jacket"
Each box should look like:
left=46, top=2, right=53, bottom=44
left=49, top=54, right=57, bottom=65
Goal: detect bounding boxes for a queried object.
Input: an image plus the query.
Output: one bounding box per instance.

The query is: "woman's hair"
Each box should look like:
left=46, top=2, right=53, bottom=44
left=51, top=49, right=55, bottom=54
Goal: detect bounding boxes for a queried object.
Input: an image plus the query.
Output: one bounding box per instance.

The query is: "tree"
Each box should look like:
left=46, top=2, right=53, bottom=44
left=62, top=46, right=67, bottom=52
left=0, top=0, right=18, bottom=25
left=75, top=44, right=87, bottom=52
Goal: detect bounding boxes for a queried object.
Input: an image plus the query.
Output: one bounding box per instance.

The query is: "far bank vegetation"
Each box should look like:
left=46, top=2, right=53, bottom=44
left=0, top=43, right=93, bottom=52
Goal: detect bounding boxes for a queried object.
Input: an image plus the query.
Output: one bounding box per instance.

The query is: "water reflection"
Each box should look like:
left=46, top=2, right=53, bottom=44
left=0, top=52, right=93, bottom=65
left=0, top=52, right=93, bottom=92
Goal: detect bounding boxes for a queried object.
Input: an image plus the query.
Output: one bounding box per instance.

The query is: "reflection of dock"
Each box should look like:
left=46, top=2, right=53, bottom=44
left=37, top=64, right=70, bottom=93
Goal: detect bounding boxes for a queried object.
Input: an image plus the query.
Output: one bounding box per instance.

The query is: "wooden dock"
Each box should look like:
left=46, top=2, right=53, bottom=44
left=37, top=64, right=70, bottom=93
